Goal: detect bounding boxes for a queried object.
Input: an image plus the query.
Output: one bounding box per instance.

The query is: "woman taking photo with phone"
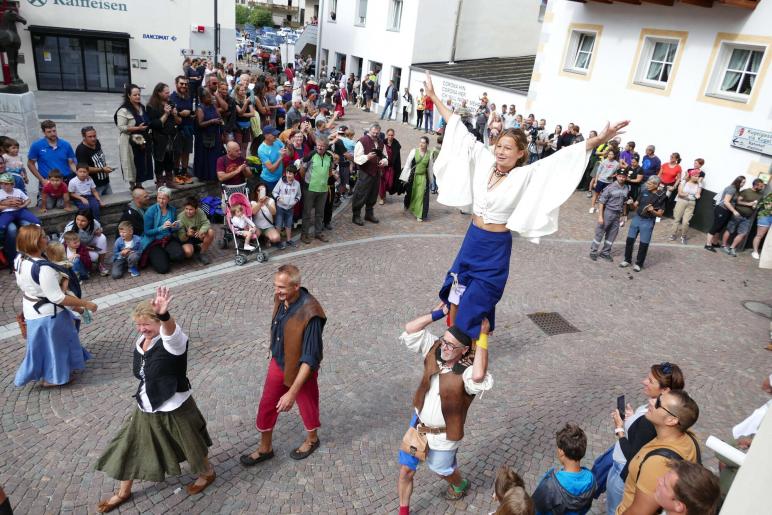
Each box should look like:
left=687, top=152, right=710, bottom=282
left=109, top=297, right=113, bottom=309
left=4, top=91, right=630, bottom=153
left=141, top=187, right=185, bottom=274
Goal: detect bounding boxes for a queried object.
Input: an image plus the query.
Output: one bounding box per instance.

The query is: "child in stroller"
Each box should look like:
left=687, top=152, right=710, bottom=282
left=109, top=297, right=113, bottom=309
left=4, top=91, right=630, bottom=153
left=230, top=203, right=257, bottom=251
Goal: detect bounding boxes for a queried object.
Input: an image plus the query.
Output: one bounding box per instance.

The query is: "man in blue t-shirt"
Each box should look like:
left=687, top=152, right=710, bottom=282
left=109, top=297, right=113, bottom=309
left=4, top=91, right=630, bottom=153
left=532, top=423, right=596, bottom=515
left=258, top=126, right=286, bottom=194
left=27, top=120, right=77, bottom=189
left=640, top=145, right=661, bottom=181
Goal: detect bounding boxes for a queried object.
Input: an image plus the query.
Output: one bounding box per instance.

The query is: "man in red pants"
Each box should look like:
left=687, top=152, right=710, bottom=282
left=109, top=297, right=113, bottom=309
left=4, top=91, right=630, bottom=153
left=240, top=264, right=327, bottom=465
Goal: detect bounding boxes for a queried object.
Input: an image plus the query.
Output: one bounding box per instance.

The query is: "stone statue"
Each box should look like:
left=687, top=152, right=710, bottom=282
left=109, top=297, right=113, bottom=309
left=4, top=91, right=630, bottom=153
left=0, top=1, right=28, bottom=93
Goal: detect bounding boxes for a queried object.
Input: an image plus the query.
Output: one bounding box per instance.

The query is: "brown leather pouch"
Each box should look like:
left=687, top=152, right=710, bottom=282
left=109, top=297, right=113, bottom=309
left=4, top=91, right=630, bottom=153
left=400, top=426, right=428, bottom=461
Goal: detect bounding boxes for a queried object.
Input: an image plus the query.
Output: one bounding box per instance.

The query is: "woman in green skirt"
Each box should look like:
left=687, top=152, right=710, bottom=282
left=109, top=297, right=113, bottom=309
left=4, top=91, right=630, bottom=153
left=94, top=287, right=215, bottom=513
left=400, top=136, right=436, bottom=222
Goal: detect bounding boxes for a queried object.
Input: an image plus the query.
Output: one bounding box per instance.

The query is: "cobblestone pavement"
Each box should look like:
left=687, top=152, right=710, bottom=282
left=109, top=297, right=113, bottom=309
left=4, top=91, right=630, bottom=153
left=1, top=106, right=771, bottom=514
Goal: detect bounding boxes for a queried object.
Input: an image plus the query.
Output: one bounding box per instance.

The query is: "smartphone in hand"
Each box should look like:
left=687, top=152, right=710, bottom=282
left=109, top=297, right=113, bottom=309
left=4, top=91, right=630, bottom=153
left=617, top=395, right=626, bottom=420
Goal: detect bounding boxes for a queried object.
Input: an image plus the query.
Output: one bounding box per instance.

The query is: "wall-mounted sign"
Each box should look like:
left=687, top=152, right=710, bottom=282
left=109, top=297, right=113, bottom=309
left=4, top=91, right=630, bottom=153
left=731, top=125, right=772, bottom=156
left=27, top=0, right=128, bottom=12
left=142, top=34, right=178, bottom=42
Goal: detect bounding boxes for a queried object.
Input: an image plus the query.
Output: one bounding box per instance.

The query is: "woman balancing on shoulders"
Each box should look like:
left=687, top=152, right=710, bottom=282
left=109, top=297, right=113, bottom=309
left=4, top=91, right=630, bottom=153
left=423, top=72, right=629, bottom=343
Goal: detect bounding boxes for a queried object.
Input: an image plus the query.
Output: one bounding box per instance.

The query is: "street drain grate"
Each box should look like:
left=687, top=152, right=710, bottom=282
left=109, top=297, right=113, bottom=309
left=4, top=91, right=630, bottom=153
left=527, top=312, right=580, bottom=336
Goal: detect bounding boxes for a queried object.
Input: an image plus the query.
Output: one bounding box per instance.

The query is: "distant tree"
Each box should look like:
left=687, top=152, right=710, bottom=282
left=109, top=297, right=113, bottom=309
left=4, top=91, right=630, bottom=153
left=249, top=7, right=273, bottom=28
left=236, top=5, right=251, bottom=26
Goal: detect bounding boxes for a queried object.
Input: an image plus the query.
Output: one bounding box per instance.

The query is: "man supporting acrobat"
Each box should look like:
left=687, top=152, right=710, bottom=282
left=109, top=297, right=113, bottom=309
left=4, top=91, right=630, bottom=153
left=397, top=302, right=493, bottom=513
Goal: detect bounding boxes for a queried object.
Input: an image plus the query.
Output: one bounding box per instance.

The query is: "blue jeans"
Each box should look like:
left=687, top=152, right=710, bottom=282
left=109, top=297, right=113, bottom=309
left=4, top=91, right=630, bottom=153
left=3, top=222, right=19, bottom=262
left=74, top=195, right=101, bottom=221
left=424, top=110, right=434, bottom=132
left=94, top=183, right=112, bottom=197
left=71, top=256, right=89, bottom=279
left=627, top=215, right=655, bottom=245
left=380, top=99, right=394, bottom=120
left=624, top=215, right=655, bottom=266
left=605, top=460, right=625, bottom=515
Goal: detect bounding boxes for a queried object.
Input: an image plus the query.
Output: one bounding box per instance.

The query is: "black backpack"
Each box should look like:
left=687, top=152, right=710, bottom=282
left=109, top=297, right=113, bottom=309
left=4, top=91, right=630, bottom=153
left=635, top=432, right=702, bottom=482
left=21, top=255, right=82, bottom=300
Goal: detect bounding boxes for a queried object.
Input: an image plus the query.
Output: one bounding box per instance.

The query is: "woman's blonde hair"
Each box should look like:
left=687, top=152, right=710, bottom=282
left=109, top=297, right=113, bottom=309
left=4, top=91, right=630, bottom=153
left=131, top=300, right=160, bottom=323
left=45, top=242, right=66, bottom=263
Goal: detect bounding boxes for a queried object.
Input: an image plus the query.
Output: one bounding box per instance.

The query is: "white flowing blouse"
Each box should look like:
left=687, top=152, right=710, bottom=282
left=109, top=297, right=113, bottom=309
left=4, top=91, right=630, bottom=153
left=434, top=114, right=591, bottom=241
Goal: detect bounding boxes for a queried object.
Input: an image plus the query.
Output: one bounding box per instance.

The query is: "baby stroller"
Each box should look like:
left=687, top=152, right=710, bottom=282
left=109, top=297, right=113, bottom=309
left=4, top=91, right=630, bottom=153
left=225, top=190, right=267, bottom=265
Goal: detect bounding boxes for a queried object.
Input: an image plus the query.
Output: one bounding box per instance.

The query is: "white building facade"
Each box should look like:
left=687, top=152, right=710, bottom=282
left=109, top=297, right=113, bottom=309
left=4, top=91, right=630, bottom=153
left=527, top=0, right=771, bottom=198
left=17, top=0, right=235, bottom=93
left=318, top=0, right=542, bottom=123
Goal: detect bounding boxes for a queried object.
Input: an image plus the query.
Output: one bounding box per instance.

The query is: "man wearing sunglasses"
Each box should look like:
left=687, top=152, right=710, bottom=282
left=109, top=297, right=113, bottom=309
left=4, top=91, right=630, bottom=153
left=617, top=391, right=700, bottom=515
left=396, top=303, right=493, bottom=514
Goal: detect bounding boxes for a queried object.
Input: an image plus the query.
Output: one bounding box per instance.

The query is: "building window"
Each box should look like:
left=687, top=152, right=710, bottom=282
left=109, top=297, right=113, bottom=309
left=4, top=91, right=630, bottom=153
left=564, top=31, right=596, bottom=73
left=718, top=46, right=763, bottom=96
left=329, top=0, right=337, bottom=21
left=387, top=0, right=403, bottom=31
left=355, top=0, right=368, bottom=26
left=634, top=38, right=679, bottom=88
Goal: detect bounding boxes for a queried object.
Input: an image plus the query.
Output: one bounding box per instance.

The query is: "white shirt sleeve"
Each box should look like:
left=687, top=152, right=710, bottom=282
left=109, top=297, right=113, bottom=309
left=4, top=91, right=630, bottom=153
left=505, top=142, right=591, bottom=240
left=400, top=329, right=437, bottom=358
left=353, top=141, right=368, bottom=166
left=37, top=265, right=66, bottom=305
left=434, top=114, right=490, bottom=208
left=462, top=366, right=493, bottom=395
left=161, top=323, right=188, bottom=356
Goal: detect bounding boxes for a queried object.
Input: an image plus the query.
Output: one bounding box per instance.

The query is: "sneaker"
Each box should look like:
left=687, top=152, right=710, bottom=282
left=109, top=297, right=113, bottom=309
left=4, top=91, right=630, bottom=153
left=585, top=191, right=592, bottom=198
left=633, top=264, right=641, bottom=272
left=681, top=237, right=687, bottom=245
left=243, top=243, right=256, bottom=251
left=589, top=253, right=597, bottom=261
left=752, top=251, right=760, bottom=260
left=704, top=245, right=716, bottom=253
left=589, top=207, right=595, bottom=214
left=278, top=241, right=287, bottom=250
left=287, top=239, right=298, bottom=247
left=99, top=264, right=109, bottom=277
left=324, top=223, right=333, bottom=231
left=128, top=266, right=140, bottom=277
left=599, top=254, right=613, bottom=262
left=668, top=235, right=677, bottom=241
left=619, top=261, right=630, bottom=268
left=196, top=253, right=211, bottom=265
left=728, top=247, right=737, bottom=257
left=723, top=246, right=732, bottom=255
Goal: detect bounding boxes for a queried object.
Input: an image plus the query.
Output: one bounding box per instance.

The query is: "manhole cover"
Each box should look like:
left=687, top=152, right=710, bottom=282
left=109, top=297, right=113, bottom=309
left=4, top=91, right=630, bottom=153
left=742, top=301, right=772, bottom=319
left=527, top=312, right=580, bottom=336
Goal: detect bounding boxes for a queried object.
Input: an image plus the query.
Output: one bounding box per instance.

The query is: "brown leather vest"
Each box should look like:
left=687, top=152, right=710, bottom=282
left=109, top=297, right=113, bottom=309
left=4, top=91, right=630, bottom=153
left=412, top=341, right=475, bottom=441
left=272, top=291, right=326, bottom=387
left=357, top=135, right=382, bottom=177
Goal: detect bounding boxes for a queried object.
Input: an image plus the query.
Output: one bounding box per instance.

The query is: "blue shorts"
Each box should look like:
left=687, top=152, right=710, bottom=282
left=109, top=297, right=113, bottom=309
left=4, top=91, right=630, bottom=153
left=758, top=215, right=772, bottom=228
left=397, top=413, right=458, bottom=477
left=594, top=180, right=611, bottom=193
left=275, top=206, right=294, bottom=229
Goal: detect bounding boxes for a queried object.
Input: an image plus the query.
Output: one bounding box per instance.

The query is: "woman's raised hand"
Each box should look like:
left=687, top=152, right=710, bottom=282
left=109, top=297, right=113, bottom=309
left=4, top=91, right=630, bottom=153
left=150, top=286, right=173, bottom=314
left=423, top=72, right=436, bottom=98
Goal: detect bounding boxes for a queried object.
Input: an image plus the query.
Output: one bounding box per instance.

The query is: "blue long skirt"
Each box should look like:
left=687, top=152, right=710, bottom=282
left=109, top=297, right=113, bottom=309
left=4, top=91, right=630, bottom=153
left=439, top=223, right=513, bottom=339
left=14, top=310, right=91, bottom=386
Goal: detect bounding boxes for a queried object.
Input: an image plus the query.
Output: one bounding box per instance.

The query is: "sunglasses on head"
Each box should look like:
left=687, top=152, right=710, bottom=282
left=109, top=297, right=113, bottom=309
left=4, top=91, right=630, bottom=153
left=655, top=395, right=678, bottom=419
left=659, top=362, right=673, bottom=374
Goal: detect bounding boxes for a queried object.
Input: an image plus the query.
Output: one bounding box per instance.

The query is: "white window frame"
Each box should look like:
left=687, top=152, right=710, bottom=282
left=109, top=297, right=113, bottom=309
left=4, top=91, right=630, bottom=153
left=328, top=0, right=337, bottom=22
left=387, top=0, right=403, bottom=32
left=706, top=42, right=766, bottom=103
left=563, top=30, right=597, bottom=75
left=633, top=37, right=680, bottom=89
left=355, top=0, right=368, bottom=27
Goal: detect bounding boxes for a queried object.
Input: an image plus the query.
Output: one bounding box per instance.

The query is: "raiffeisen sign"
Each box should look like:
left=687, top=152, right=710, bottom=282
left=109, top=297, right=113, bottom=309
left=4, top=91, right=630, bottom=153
left=26, top=0, right=128, bottom=12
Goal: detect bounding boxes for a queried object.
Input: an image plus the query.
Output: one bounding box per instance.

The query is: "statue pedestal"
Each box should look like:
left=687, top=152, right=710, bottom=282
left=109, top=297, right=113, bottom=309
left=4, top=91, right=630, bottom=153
left=0, top=91, right=38, bottom=151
